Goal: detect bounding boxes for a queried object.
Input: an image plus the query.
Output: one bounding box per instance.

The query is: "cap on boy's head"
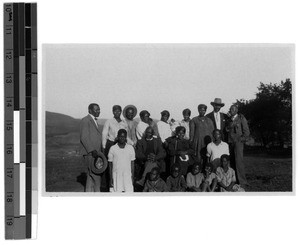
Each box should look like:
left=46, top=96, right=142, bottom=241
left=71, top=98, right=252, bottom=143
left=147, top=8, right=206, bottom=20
left=220, top=154, right=230, bottom=162
left=112, top=105, right=122, bottom=112
left=182, top=108, right=191, bottom=116
left=198, top=104, right=207, bottom=111
left=161, top=110, right=170, bottom=117
left=140, top=110, right=150, bottom=118
left=117, top=128, right=127, bottom=136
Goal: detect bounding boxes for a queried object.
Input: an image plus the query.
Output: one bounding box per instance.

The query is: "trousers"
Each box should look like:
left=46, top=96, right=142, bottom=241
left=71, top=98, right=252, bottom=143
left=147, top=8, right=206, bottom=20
left=84, top=156, right=102, bottom=192
left=229, top=142, right=247, bottom=186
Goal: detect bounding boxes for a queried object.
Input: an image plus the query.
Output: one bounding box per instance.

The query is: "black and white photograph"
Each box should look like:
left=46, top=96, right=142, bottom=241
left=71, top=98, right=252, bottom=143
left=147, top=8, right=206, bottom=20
left=43, top=44, right=293, bottom=194
left=1, top=0, right=300, bottom=244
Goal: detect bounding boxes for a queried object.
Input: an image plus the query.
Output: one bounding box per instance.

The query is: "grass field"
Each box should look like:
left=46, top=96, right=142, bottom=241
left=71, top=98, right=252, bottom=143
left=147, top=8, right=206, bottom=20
left=46, top=144, right=293, bottom=193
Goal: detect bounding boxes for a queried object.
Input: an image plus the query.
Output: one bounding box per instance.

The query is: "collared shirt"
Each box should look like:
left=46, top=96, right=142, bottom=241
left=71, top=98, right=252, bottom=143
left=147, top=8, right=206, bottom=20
left=102, top=118, right=128, bottom=147
left=206, top=141, right=229, bottom=161
left=136, top=121, right=149, bottom=140
left=186, top=172, right=204, bottom=188
left=216, top=167, right=236, bottom=187
left=89, top=113, right=99, bottom=128
left=157, top=121, right=172, bottom=143
left=214, top=112, right=221, bottom=130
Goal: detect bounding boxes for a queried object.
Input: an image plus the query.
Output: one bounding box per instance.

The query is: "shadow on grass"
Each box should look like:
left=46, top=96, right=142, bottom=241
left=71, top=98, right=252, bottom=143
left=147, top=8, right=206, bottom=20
left=76, top=172, right=87, bottom=190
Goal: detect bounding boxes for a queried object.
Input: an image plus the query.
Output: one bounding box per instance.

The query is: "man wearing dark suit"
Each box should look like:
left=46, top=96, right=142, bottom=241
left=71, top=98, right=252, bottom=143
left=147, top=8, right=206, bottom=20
left=227, top=104, right=250, bottom=188
left=206, top=98, right=229, bottom=142
left=80, top=103, right=102, bottom=192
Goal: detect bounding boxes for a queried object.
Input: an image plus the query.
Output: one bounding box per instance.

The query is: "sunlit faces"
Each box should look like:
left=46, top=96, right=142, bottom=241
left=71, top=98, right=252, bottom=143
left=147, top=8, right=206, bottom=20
left=221, top=155, right=230, bottom=170
left=213, top=130, right=221, bottom=141
left=213, top=104, right=222, bottom=113
left=176, top=128, right=186, bottom=140
left=192, top=164, right=201, bottom=175
left=161, top=114, right=170, bottom=123
left=145, top=126, right=154, bottom=140
left=117, top=131, right=127, bottom=145
left=230, top=105, right=238, bottom=117
left=171, top=166, right=180, bottom=178
left=142, top=113, right=150, bottom=123
left=125, top=108, right=135, bottom=120
left=149, top=168, right=159, bottom=181
left=89, top=104, right=100, bottom=118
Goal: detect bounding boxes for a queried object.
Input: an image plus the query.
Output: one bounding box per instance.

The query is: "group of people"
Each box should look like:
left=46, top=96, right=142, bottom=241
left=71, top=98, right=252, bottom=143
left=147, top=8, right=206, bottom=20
left=79, top=98, right=250, bottom=193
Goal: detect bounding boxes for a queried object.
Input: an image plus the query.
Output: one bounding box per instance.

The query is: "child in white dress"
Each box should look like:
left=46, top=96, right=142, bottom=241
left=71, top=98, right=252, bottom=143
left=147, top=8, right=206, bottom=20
left=108, top=129, right=135, bottom=192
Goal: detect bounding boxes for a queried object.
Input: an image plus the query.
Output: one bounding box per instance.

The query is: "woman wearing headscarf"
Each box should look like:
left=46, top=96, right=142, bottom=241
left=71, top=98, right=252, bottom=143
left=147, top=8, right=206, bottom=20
left=189, top=104, right=214, bottom=164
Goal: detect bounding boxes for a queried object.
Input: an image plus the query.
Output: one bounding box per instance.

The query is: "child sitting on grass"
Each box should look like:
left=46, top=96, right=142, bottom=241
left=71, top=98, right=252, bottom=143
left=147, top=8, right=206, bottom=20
left=166, top=164, right=187, bottom=192
left=201, top=162, right=218, bottom=192
left=143, top=167, right=168, bottom=192
left=186, top=163, right=204, bottom=192
left=216, top=154, right=245, bottom=192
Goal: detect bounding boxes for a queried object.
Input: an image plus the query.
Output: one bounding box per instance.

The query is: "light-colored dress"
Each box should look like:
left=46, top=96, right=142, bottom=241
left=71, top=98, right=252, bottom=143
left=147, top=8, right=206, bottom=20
left=108, top=144, right=135, bottom=192
left=179, top=119, right=190, bottom=140
left=189, top=116, right=214, bottom=162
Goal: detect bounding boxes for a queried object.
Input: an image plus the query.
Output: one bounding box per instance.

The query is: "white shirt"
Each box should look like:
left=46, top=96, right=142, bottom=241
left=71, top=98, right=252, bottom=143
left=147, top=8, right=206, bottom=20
left=179, top=120, right=190, bottom=140
left=89, top=114, right=99, bottom=128
left=136, top=121, right=149, bottom=140
left=157, top=121, right=172, bottom=143
left=206, top=141, right=229, bottom=161
left=214, top=112, right=221, bottom=130
left=102, top=118, right=128, bottom=147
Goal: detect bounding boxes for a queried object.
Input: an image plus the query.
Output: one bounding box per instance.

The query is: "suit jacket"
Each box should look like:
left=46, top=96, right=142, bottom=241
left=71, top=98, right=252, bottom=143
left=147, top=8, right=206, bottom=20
left=206, top=111, right=228, bottom=141
left=206, top=111, right=227, bottom=131
left=80, top=115, right=102, bottom=155
left=228, top=114, right=250, bottom=144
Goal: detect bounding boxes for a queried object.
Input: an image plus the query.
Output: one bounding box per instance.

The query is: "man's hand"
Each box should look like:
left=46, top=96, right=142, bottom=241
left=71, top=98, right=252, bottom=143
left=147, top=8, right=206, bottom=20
left=91, top=150, right=98, bottom=158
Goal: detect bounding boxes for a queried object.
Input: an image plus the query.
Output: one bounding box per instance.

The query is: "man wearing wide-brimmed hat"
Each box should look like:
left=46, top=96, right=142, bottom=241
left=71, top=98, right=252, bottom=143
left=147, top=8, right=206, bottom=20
left=206, top=98, right=229, bottom=142
left=123, top=104, right=138, bottom=146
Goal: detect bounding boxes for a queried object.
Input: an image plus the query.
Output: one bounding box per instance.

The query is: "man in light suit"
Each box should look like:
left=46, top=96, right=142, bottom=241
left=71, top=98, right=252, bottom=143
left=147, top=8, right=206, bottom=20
left=80, top=103, right=102, bottom=192
left=227, top=104, right=250, bottom=188
left=206, top=98, right=229, bottom=142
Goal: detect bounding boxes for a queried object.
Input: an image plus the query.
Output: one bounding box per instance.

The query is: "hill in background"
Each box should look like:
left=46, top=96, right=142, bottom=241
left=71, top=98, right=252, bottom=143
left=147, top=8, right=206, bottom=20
left=46, top=111, right=105, bottom=149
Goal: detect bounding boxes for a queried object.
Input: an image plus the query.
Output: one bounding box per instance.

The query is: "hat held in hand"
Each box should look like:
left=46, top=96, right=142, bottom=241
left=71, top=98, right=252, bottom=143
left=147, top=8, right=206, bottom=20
left=90, top=152, right=108, bottom=175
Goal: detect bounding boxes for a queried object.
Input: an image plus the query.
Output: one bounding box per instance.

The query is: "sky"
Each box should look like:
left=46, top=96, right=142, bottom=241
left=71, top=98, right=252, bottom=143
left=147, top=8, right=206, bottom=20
left=44, top=44, right=293, bottom=120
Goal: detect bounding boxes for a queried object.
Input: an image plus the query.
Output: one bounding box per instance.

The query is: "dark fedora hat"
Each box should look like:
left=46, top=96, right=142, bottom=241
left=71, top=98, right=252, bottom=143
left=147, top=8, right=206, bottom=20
left=123, top=104, right=138, bottom=119
left=211, top=98, right=225, bottom=107
left=89, top=152, right=108, bottom=175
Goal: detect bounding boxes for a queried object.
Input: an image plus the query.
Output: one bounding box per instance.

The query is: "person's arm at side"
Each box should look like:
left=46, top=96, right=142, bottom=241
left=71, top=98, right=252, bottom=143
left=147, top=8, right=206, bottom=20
left=108, top=147, right=114, bottom=187
left=206, top=143, right=212, bottom=163
left=80, top=119, right=97, bottom=156
left=241, top=116, right=250, bottom=142
left=180, top=176, right=187, bottom=192
left=210, top=176, right=218, bottom=192
left=189, top=119, right=195, bottom=142
left=101, top=119, right=110, bottom=150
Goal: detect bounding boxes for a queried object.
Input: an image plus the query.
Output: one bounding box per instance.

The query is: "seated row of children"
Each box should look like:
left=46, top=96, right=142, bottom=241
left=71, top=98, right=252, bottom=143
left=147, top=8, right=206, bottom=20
left=143, top=154, right=245, bottom=192
left=107, top=128, right=244, bottom=192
